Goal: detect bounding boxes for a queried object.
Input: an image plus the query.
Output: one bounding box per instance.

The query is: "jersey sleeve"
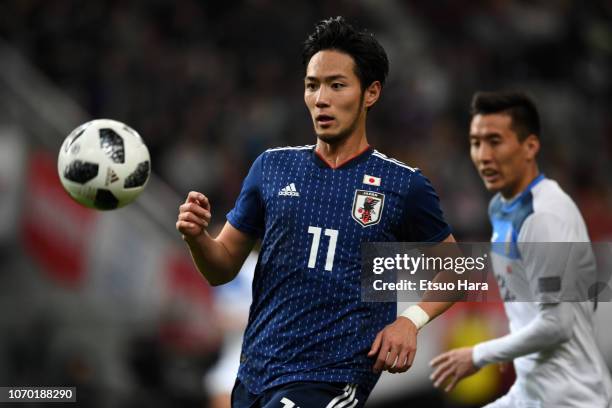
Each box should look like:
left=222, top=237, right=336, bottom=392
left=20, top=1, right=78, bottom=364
left=400, top=171, right=451, bottom=242
left=226, top=153, right=265, bottom=238
left=472, top=302, right=574, bottom=367
left=518, top=212, right=591, bottom=303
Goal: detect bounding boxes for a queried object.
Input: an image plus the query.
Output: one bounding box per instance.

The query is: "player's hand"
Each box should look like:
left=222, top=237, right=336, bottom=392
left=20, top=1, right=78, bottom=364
left=176, top=191, right=211, bottom=241
left=368, top=316, right=417, bottom=374
left=429, top=347, right=479, bottom=392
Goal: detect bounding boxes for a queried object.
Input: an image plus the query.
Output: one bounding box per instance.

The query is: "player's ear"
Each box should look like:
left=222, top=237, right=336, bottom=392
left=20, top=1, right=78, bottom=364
left=363, top=81, right=381, bottom=109
left=524, top=134, right=540, bottom=160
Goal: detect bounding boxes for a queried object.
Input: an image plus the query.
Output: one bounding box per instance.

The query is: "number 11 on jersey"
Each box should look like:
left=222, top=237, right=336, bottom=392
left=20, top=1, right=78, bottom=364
left=307, top=226, right=339, bottom=271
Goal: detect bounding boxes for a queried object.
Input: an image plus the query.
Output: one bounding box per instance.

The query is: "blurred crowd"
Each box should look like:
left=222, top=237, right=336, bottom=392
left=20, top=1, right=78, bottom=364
left=1, top=0, right=611, bottom=240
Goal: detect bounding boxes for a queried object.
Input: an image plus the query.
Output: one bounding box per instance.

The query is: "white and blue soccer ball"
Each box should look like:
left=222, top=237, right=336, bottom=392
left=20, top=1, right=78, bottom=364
left=57, top=119, right=151, bottom=210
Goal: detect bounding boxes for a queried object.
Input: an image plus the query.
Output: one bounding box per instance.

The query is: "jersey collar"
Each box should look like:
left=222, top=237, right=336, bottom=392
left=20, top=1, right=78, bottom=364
left=501, top=173, right=545, bottom=212
left=311, top=145, right=373, bottom=169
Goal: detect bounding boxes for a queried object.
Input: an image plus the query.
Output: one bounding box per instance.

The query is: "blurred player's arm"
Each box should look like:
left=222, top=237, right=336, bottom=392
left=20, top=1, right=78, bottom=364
left=177, top=191, right=256, bottom=286
left=429, top=302, right=574, bottom=392
left=472, top=302, right=574, bottom=366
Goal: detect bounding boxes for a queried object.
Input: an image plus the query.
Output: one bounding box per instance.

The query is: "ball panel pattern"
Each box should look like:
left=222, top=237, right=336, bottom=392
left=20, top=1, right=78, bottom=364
left=65, top=127, right=87, bottom=153
left=99, top=128, right=125, bottom=164
left=64, top=160, right=99, bottom=184
left=124, top=161, right=150, bottom=188
left=94, top=189, right=119, bottom=210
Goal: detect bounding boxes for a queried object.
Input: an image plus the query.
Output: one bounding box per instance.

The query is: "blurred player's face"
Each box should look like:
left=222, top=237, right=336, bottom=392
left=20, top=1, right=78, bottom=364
left=470, top=113, right=540, bottom=198
left=304, top=50, right=380, bottom=144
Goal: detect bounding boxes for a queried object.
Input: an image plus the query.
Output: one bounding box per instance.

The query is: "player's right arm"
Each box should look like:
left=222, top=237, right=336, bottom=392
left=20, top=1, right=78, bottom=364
left=177, top=191, right=256, bottom=286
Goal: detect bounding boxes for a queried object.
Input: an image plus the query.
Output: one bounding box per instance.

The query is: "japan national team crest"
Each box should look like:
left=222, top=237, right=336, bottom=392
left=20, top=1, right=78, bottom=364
left=352, top=190, right=385, bottom=227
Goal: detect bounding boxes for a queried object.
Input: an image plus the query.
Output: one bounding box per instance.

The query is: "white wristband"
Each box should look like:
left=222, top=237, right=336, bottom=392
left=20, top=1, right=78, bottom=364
left=400, top=305, right=430, bottom=330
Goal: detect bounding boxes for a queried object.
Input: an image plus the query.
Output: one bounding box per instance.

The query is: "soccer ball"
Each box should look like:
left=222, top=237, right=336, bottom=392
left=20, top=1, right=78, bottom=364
left=57, top=119, right=151, bottom=210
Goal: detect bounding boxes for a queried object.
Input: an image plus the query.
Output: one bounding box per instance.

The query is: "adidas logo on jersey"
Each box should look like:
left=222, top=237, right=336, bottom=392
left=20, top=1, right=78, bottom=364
left=278, top=183, right=300, bottom=197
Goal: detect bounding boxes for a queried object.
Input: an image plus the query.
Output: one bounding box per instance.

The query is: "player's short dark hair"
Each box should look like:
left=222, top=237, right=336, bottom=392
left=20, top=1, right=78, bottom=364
left=470, top=91, right=541, bottom=141
left=302, top=16, right=389, bottom=91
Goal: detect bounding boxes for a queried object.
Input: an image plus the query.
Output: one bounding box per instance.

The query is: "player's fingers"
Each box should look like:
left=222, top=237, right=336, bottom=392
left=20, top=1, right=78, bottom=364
left=178, top=212, right=208, bottom=228
left=199, top=194, right=210, bottom=210
left=393, top=350, right=409, bottom=373
left=368, top=332, right=383, bottom=357
left=434, top=369, right=455, bottom=389
left=383, top=348, right=399, bottom=371
left=430, top=360, right=453, bottom=383
left=430, top=352, right=450, bottom=368
left=180, top=202, right=211, bottom=220
left=406, top=347, right=417, bottom=370
left=176, top=220, right=198, bottom=232
left=374, top=349, right=388, bottom=373
left=185, top=191, right=202, bottom=204
left=373, top=339, right=391, bottom=373
left=372, top=348, right=386, bottom=372
left=432, top=364, right=455, bottom=389
left=389, top=351, right=408, bottom=373
left=179, top=210, right=208, bottom=224
left=186, top=192, right=211, bottom=211
left=445, top=375, right=460, bottom=393
left=176, top=220, right=201, bottom=236
left=387, top=356, right=399, bottom=374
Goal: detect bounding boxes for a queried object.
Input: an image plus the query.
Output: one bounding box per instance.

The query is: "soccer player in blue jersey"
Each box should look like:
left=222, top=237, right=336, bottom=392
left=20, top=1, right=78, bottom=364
left=177, top=17, right=457, bottom=407
left=430, top=91, right=612, bottom=406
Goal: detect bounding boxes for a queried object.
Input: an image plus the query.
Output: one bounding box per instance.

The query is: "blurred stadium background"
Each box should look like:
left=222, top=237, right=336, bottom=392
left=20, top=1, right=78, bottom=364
left=0, top=1, right=611, bottom=407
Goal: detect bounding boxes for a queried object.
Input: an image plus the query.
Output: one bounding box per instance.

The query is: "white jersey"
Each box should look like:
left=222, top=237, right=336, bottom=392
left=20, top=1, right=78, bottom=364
left=488, top=175, right=612, bottom=407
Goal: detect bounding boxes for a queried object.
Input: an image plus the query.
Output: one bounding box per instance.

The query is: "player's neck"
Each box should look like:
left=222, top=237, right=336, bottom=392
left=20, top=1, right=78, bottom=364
left=502, top=165, right=541, bottom=200
left=315, top=134, right=369, bottom=169
left=315, top=113, right=370, bottom=169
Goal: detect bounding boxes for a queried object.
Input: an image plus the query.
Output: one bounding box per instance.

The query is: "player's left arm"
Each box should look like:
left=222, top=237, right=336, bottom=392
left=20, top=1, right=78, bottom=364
left=368, top=233, right=458, bottom=374
left=368, top=171, right=458, bottom=374
left=429, top=302, right=574, bottom=391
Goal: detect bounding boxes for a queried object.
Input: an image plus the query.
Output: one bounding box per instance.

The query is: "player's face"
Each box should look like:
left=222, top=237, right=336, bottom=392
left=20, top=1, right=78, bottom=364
left=304, top=50, right=369, bottom=144
left=470, top=113, right=539, bottom=198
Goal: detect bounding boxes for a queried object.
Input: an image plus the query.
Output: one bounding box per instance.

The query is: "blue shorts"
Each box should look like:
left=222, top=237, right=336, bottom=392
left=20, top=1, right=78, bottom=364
left=231, top=379, right=368, bottom=408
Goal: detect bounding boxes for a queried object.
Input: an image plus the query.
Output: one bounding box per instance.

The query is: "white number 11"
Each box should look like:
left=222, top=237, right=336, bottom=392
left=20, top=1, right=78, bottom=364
left=307, top=226, right=339, bottom=271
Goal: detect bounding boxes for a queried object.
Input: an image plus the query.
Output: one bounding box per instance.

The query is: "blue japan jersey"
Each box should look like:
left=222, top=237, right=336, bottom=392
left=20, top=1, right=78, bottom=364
left=227, top=145, right=451, bottom=395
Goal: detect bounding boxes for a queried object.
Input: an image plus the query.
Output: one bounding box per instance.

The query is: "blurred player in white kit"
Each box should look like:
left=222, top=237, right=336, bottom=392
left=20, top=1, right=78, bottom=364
left=204, top=251, right=256, bottom=408
left=430, top=91, right=612, bottom=407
